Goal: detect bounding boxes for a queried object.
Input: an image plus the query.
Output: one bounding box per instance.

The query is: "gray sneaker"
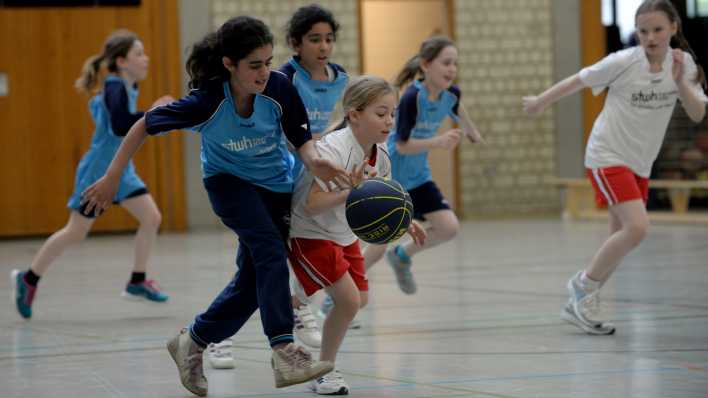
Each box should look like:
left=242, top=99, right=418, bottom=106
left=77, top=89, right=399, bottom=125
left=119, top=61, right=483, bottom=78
left=386, top=246, right=416, bottom=294
left=560, top=272, right=615, bottom=335
left=561, top=301, right=615, bottom=335
left=271, top=343, right=333, bottom=388
left=167, top=329, right=208, bottom=396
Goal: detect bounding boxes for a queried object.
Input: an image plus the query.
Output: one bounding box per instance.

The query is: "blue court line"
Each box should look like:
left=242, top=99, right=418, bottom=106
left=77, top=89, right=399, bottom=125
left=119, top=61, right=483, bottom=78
left=213, top=364, right=708, bottom=398
left=216, top=364, right=708, bottom=398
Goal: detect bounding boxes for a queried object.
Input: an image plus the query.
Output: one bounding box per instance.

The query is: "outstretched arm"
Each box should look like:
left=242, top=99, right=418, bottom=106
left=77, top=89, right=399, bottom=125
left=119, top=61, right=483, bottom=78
left=457, top=102, right=484, bottom=144
left=299, top=140, right=352, bottom=189
left=523, top=74, right=585, bottom=116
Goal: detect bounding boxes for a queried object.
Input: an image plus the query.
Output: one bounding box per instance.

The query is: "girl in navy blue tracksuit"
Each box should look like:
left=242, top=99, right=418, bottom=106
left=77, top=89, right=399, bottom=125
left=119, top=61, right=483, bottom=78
left=11, top=30, right=173, bottom=320
left=82, top=17, right=346, bottom=396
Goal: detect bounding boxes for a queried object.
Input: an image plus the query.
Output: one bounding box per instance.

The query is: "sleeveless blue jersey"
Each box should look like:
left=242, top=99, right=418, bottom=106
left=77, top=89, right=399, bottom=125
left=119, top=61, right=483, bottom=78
left=67, top=75, right=146, bottom=210
left=387, top=80, right=460, bottom=190
left=279, top=57, right=348, bottom=180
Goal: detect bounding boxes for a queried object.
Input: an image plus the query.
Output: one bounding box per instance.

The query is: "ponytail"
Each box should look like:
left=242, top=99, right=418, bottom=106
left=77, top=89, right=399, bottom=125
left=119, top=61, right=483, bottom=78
left=187, top=16, right=274, bottom=90
left=74, top=29, right=138, bottom=94
left=672, top=32, right=706, bottom=89
left=75, top=53, right=105, bottom=93
left=393, top=35, right=455, bottom=90
left=394, top=55, right=421, bottom=89
left=323, top=116, right=348, bottom=135
left=325, top=75, right=396, bottom=135
left=187, top=32, right=227, bottom=89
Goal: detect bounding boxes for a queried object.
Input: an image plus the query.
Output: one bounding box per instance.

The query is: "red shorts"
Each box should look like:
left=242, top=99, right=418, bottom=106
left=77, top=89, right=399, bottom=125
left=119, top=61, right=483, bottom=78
left=288, top=238, right=368, bottom=297
left=587, top=166, right=649, bottom=208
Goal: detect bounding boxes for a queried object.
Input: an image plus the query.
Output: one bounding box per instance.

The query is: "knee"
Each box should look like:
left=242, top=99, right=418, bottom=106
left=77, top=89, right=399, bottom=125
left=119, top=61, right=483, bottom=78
left=624, top=219, right=649, bottom=246
left=143, top=209, right=162, bottom=230
left=336, top=294, right=360, bottom=320
left=64, top=228, right=89, bottom=244
left=439, top=218, right=460, bottom=241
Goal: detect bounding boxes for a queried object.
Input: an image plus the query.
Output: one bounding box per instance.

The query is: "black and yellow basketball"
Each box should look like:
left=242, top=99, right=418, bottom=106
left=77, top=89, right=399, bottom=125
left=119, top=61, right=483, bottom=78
left=345, top=177, right=414, bottom=244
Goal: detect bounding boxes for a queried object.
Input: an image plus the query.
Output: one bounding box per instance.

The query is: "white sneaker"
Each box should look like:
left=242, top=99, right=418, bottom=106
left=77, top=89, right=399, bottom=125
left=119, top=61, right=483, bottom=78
left=271, top=343, right=333, bottom=388
left=309, top=369, right=349, bottom=395
left=561, top=272, right=615, bottom=335
left=294, top=305, right=322, bottom=348
left=207, top=338, right=235, bottom=369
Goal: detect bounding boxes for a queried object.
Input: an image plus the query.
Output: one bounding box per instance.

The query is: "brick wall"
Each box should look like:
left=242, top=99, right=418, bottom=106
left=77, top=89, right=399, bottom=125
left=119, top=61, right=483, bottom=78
left=209, top=0, right=561, bottom=217
left=211, top=0, right=360, bottom=74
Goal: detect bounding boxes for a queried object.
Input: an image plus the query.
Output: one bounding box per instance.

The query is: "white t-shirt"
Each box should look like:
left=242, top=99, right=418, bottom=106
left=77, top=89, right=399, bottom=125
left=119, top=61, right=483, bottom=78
left=290, top=126, right=392, bottom=246
left=579, top=46, right=708, bottom=177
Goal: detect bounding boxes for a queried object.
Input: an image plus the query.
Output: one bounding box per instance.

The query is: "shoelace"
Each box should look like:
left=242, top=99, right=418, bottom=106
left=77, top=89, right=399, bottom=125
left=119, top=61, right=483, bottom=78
left=579, top=290, right=601, bottom=318
left=187, top=346, right=205, bottom=379
left=295, top=307, right=318, bottom=330
left=23, top=282, right=37, bottom=305
left=321, top=370, right=344, bottom=383
left=208, top=341, right=233, bottom=358
left=286, top=345, right=313, bottom=367
left=143, top=279, right=162, bottom=293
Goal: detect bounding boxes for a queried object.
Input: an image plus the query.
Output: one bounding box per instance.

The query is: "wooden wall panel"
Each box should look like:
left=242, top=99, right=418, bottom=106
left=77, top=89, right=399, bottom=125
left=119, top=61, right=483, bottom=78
left=0, top=1, right=186, bottom=237
left=360, top=0, right=458, bottom=209
left=580, top=0, right=607, bottom=144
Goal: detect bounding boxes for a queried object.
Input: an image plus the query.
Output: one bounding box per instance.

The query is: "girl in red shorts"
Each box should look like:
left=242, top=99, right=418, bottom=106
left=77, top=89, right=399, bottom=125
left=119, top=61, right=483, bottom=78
left=523, top=0, right=706, bottom=335
left=289, top=76, right=426, bottom=394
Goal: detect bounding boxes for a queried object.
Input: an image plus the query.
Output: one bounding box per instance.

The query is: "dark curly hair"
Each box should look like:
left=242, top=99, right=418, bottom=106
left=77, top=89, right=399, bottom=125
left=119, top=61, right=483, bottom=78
left=285, top=4, right=339, bottom=48
left=187, top=16, right=274, bottom=89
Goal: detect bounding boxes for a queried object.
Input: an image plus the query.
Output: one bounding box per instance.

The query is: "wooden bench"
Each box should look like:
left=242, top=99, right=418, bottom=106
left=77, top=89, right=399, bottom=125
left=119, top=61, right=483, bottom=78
left=546, top=177, right=708, bottom=224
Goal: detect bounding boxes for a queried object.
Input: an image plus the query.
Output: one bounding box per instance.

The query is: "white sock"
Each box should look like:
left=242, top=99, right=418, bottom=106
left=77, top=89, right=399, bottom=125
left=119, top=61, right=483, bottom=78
left=580, top=271, right=600, bottom=291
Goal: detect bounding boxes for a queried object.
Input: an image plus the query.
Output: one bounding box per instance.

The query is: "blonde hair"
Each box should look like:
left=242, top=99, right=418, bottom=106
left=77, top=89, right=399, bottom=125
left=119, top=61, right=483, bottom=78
left=75, top=29, right=139, bottom=93
left=326, top=75, right=396, bottom=133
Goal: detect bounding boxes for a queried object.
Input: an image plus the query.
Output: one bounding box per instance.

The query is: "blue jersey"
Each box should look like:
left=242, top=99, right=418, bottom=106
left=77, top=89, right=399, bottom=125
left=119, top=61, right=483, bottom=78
left=278, top=57, right=348, bottom=134
left=67, top=75, right=147, bottom=210
left=144, top=70, right=311, bottom=193
left=387, top=80, right=460, bottom=190
left=279, top=57, right=348, bottom=180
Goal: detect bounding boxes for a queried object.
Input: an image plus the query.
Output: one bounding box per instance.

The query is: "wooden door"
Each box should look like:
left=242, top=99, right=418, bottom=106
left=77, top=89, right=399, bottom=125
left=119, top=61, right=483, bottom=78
left=0, top=1, right=186, bottom=236
left=360, top=0, right=458, bottom=208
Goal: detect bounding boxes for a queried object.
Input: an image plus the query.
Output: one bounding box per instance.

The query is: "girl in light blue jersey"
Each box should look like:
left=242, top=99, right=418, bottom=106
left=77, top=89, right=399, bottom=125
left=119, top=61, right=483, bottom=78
left=11, top=30, right=173, bottom=320
left=82, top=16, right=347, bottom=396
left=365, top=36, right=484, bottom=295
left=204, top=5, right=349, bottom=368
left=281, top=4, right=348, bottom=140
left=276, top=4, right=349, bottom=353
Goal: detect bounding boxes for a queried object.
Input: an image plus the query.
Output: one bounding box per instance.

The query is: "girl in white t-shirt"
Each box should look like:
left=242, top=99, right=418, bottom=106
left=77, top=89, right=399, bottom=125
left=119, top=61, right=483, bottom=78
left=523, top=0, right=707, bottom=335
left=288, top=76, right=426, bottom=394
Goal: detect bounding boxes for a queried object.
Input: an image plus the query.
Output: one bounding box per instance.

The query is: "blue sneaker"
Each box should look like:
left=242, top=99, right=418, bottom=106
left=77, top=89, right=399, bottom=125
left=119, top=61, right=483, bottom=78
left=386, top=245, right=416, bottom=294
left=11, top=269, right=36, bottom=319
left=122, top=279, right=169, bottom=302
left=318, top=295, right=334, bottom=318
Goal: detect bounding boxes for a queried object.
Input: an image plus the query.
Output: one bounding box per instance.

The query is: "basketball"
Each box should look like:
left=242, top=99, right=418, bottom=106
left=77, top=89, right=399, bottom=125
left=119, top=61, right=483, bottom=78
left=345, top=177, right=413, bottom=244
